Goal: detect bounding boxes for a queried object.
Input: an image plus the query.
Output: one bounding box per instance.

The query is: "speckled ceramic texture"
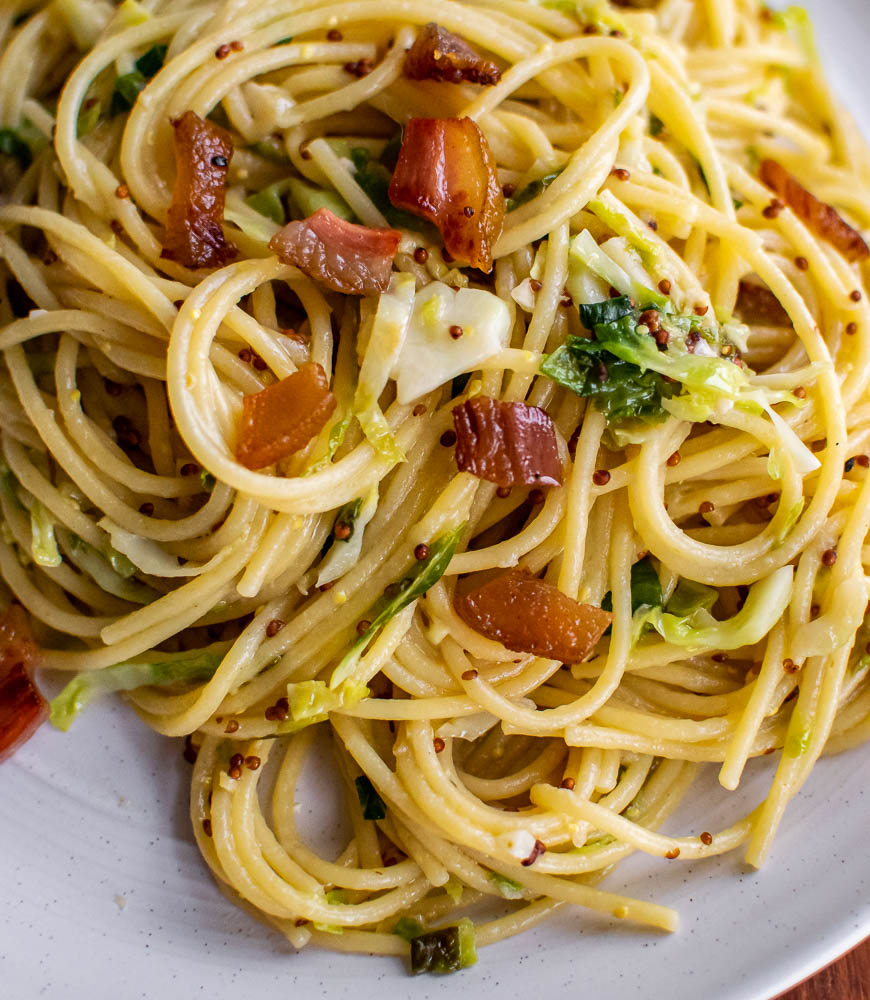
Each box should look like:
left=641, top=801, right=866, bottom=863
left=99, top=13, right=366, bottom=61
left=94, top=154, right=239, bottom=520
left=3, top=1, right=869, bottom=997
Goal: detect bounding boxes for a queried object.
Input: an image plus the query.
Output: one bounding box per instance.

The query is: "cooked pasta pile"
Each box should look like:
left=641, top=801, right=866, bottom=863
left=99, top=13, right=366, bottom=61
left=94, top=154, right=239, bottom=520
left=2, top=0, right=870, bottom=972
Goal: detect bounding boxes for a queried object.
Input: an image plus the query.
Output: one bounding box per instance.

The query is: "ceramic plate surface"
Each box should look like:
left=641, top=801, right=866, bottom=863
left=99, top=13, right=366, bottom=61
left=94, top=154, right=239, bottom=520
left=3, top=3, right=870, bottom=998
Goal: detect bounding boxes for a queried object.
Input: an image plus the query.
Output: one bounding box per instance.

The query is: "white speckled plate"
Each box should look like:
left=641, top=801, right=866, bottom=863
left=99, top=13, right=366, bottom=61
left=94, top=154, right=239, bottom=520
left=3, top=3, right=870, bottom=998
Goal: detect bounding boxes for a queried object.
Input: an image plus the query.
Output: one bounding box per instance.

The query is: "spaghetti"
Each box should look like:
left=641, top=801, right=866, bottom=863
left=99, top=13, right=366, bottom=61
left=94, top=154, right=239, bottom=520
left=2, top=0, right=870, bottom=972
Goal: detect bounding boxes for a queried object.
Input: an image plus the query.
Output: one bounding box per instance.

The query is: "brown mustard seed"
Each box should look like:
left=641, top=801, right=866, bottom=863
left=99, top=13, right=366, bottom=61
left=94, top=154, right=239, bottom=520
left=793, top=386, right=807, bottom=399
left=412, top=403, right=426, bottom=416
left=694, top=304, right=709, bottom=317
left=560, top=777, right=575, bottom=790
left=463, top=206, right=475, bottom=217
left=461, top=668, right=479, bottom=681
left=230, top=753, right=244, bottom=768
left=245, top=755, right=261, bottom=771
left=414, top=543, right=430, bottom=560
left=433, top=737, right=446, bottom=753
left=502, top=182, right=516, bottom=198
left=238, top=347, right=253, bottom=363
left=665, top=848, right=681, bottom=859
left=496, top=486, right=512, bottom=498
left=667, top=451, right=681, bottom=468
left=252, top=355, right=268, bottom=371
left=300, top=146, right=312, bottom=160
left=202, top=819, right=213, bottom=837
left=783, top=658, right=797, bottom=674
left=115, top=184, right=129, bottom=199
left=822, top=548, right=838, bottom=567
left=266, top=619, right=285, bottom=638
left=592, top=469, right=611, bottom=486
left=795, top=256, right=809, bottom=271
left=440, top=430, right=457, bottom=447
left=180, top=462, right=199, bottom=476
left=230, top=39, right=244, bottom=51
left=215, top=43, right=231, bottom=59
left=318, top=580, right=335, bottom=592
left=851, top=289, right=863, bottom=302
left=334, top=522, right=351, bottom=540
left=264, top=706, right=279, bottom=721
left=139, top=502, right=155, bottom=516
left=700, top=832, right=713, bottom=846
left=224, top=719, right=240, bottom=734
left=356, top=619, right=371, bottom=636
left=521, top=839, right=546, bottom=867
left=812, top=439, right=826, bottom=452
left=763, top=198, right=784, bottom=219
left=529, top=488, right=545, bottom=505
left=228, top=765, right=242, bottom=780
left=413, top=247, right=429, bottom=264
left=344, top=58, right=373, bottom=77
left=857, top=455, right=870, bottom=468
left=611, top=167, right=630, bottom=182
left=658, top=278, right=672, bottom=295
left=529, top=279, right=543, bottom=293
left=449, top=324, right=464, bottom=339
left=699, top=500, right=715, bottom=515
left=327, top=28, right=343, bottom=40
left=846, top=322, right=859, bottom=335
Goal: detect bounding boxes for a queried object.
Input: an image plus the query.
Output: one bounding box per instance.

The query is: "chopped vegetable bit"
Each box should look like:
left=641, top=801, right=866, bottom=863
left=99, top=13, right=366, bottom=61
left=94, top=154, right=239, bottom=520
left=388, top=117, right=504, bottom=272
left=452, top=397, right=563, bottom=488
left=0, top=604, right=46, bottom=762
left=235, top=362, right=336, bottom=470
left=269, top=207, right=400, bottom=294
left=354, top=774, right=387, bottom=820
left=329, top=524, right=465, bottom=689
left=50, top=645, right=226, bottom=731
left=760, top=159, right=869, bottom=262
left=392, top=281, right=511, bottom=404
left=602, top=555, right=662, bottom=614
left=506, top=170, right=563, bottom=212
left=410, top=918, right=477, bottom=975
left=161, top=111, right=237, bottom=269
left=404, top=23, right=501, bottom=86
left=456, top=570, right=612, bottom=663
left=392, top=917, right=425, bottom=941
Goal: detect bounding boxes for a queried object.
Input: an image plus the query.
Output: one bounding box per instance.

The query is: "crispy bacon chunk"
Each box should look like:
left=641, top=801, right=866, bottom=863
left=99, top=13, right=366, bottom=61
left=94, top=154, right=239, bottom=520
left=455, top=570, right=612, bottom=663
left=0, top=603, right=46, bottom=763
left=760, top=159, right=870, bottom=262
left=268, top=208, right=401, bottom=295
left=388, top=117, right=504, bottom=272
left=736, top=280, right=792, bottom=327
left=161, top=110, right=237, bottom=269
left=404, top=23, right=501, bottom=86
left=452, top=397, right=563, bottom=488
left=235, top=362, right=337, bottom=470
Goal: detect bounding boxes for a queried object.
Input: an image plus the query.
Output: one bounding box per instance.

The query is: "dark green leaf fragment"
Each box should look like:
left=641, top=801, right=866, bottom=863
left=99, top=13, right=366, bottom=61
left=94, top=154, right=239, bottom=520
left=111, top=71, right=146, bottom=115
left=354, top=775, right=386, bottom=820
left=135, top=44, right=168, bottom=78
left=0, top=128, right=32, bottom=167
left=506, top=170, right=563, bottom=212
left=410, top=918, right=477, bottom=975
